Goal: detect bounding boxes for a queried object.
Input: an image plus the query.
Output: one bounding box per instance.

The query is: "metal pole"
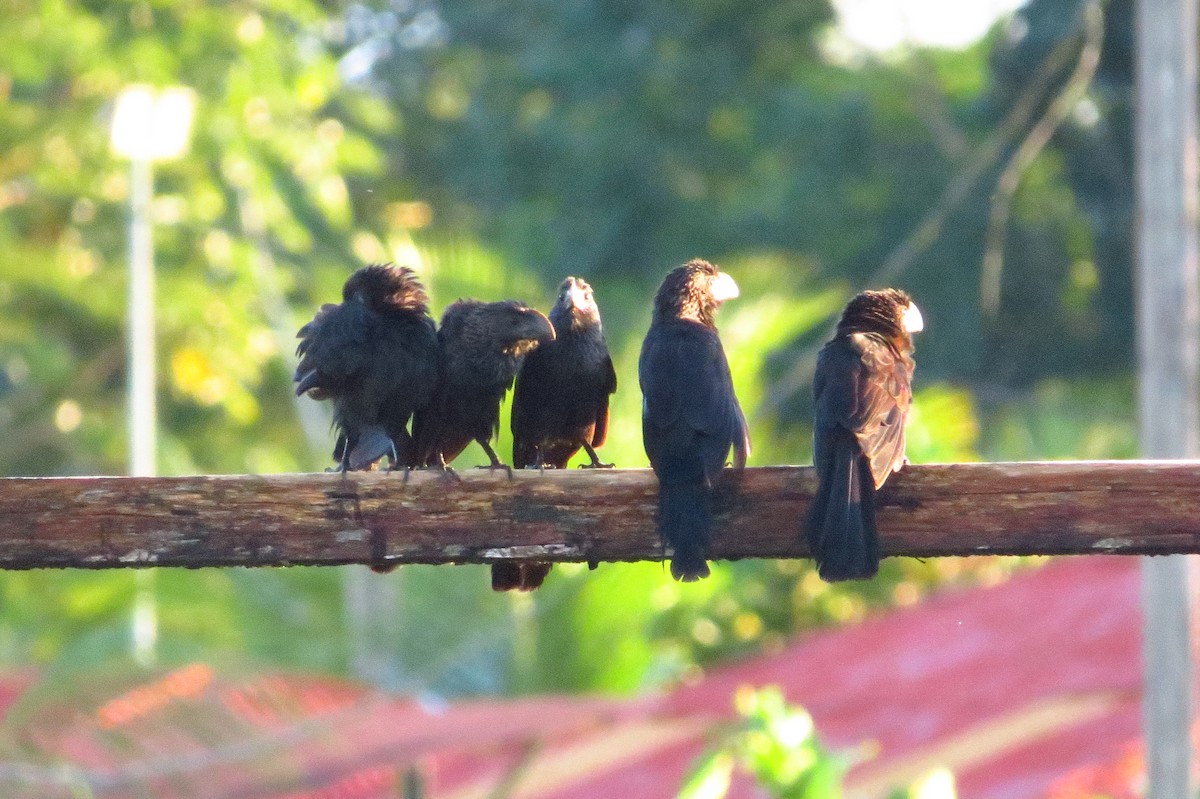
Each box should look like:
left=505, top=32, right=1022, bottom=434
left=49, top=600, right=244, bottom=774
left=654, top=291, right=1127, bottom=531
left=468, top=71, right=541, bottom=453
left=1135, top=0, right=1198, bottom=793
left=128, top=157, right=156, bottom=478
left=127, top=156, right=158, bottom=667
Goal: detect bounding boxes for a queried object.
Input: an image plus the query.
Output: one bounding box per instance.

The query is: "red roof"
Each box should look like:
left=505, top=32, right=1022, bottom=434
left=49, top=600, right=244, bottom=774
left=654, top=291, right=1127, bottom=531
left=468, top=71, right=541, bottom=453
left=670, top=555, right=1146, bottom=799
left=0, top=557, right=1167, bottom=798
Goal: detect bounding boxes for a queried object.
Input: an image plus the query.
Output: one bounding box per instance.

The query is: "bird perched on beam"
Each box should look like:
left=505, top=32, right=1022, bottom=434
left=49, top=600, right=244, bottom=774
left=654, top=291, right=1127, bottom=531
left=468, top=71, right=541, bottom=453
left=411, top=299, right=555, bottom=473
left=294, top=263, right=439, bottom=471
left=640, top=259, right=750, bottom=582
left=512, top=277, right=617, bottom=471
left=498, top=277, right=618, bottom=591
left=806, top=288, right=923, bottom=582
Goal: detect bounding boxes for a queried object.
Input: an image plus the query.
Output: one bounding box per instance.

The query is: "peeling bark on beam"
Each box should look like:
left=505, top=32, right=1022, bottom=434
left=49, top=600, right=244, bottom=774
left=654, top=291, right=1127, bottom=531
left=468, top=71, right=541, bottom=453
left=2, top=462, right=1200, bottom=571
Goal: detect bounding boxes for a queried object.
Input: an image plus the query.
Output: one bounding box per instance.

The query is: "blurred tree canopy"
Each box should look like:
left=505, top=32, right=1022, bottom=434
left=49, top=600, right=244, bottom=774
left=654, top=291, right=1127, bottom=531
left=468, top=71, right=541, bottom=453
left=0, top=0, right=1138, bottom=697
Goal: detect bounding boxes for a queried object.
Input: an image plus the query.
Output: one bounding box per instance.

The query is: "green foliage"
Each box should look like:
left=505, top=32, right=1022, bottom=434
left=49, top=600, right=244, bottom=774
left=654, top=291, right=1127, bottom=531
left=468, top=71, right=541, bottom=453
left=978, top=378, right=1137, bottom=461
left=680, top=687, right=961, bottom=799
left=0, top=0, right=393, bottom=684
left=679, top=686, right=848, bottom=799
left=372, top=0, right=838, bottom=288
left=0, top=0, right=379, bottom=477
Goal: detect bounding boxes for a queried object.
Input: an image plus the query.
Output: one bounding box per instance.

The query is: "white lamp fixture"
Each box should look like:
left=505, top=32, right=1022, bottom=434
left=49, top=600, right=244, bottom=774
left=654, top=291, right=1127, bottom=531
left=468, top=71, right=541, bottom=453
left=111, top=85, right=196, bottom=162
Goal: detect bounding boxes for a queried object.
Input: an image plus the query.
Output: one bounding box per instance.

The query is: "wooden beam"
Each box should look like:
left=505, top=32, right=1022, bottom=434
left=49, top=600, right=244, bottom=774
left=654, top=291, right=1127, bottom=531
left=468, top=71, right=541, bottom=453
left=2, top=461, right=1200, bottom=570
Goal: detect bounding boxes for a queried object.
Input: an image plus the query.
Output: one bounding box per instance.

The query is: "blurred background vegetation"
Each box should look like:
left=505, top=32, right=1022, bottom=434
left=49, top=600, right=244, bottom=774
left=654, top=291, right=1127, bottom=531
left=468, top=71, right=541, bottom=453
left=0, top=0, right=1135, bottom=698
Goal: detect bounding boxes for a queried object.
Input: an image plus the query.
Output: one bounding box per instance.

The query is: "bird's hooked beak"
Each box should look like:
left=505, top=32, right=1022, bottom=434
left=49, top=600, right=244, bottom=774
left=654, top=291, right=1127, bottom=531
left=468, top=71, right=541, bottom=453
left=902, top=302, right=924, bottom=334
left=523, top=308, right=556, bottom=342
left=710, top=271, right=740, bottom=303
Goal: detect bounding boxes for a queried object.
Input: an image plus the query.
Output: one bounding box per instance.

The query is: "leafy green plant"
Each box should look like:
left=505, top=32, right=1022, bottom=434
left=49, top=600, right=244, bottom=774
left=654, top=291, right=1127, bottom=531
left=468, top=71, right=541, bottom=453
left=680, top=687, right=958, bottom=799
left=679, top=686, right=849, bottom=799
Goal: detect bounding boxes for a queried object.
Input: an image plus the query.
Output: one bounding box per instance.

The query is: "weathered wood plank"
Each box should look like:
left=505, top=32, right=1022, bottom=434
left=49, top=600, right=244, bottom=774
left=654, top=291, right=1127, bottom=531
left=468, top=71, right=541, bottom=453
left=1, top=462, right=1200, bottom=570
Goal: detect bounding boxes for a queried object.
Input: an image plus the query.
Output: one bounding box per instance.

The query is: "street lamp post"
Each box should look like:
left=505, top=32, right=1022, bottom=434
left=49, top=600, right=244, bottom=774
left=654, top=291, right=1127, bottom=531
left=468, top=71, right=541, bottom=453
left=110, top=84, right=195, bottom=667
left=127, top=156, right=155, bottom=478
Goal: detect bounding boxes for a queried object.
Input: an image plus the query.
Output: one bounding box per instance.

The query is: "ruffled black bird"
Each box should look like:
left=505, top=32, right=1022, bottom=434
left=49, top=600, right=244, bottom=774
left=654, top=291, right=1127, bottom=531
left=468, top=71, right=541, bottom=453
left=496, top=277, right=618, bottom=591
left=640, top=260, right=750, bottom=582
left=806, top=288, right=923, bottom=582
left=294, top=263, right=439, bottom=471
left=411, top=299, right=555, bottom=472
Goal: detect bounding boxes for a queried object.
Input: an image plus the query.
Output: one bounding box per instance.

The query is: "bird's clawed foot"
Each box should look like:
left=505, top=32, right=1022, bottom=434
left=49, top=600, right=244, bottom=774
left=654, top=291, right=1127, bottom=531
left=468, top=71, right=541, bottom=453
left=327, top=452, right=353, bottom=475
left=384, top=444, right=407, bottom=477
left=384, top=440, right=400, bottom=472
left=475, top=462, right=515, bottom=479
left=580, top=443, right=613, bottom=469
left=421, top=453, right=462, bottom=482
left=476, top=441, right=514, bottom=479
left=434, top=465, right=463, bottom=483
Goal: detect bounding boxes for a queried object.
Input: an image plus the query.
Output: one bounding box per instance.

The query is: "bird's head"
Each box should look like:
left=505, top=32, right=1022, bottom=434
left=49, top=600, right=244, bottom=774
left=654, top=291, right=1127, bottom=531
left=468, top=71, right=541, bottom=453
left=484, top=301, right=556, bottom=357
left=837, top=288, right=923, bottom=347
left=550, top=276, right=602, bottom=332
left=653, top=259, right=739, bottom=328
left=343, top=263, right=430, bottom=314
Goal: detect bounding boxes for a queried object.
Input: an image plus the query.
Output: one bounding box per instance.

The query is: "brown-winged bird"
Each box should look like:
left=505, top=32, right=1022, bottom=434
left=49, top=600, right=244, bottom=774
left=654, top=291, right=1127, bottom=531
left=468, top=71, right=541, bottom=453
left=640, top=260, right=750, bottom=582
left=494, top=277, right=618, bottom=591
left=411, top=299, right=555, bottom=472
left=806, top=288, right=923, bottom=582
left=294, top=263, right=439, bottom=471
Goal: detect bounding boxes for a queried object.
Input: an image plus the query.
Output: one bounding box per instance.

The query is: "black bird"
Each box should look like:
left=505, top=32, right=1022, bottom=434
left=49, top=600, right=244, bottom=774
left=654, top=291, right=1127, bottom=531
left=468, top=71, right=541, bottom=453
left=512, top=277, right=617, bottom=471
left=411, top=299, right=556, bottom=472
left=806, top=288, right=923, bottom=582
left=496, top=277, right=618, bottom=591
left=294, top=263, right=439, bottom=471
left=640, top=259, right=750, bottom=582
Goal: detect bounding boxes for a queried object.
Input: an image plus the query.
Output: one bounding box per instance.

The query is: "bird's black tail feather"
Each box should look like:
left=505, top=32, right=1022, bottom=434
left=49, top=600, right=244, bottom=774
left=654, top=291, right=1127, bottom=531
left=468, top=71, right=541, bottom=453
left=659, top=480, right=712, bottom=581
left=805, top=437, right=880, bottom=581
